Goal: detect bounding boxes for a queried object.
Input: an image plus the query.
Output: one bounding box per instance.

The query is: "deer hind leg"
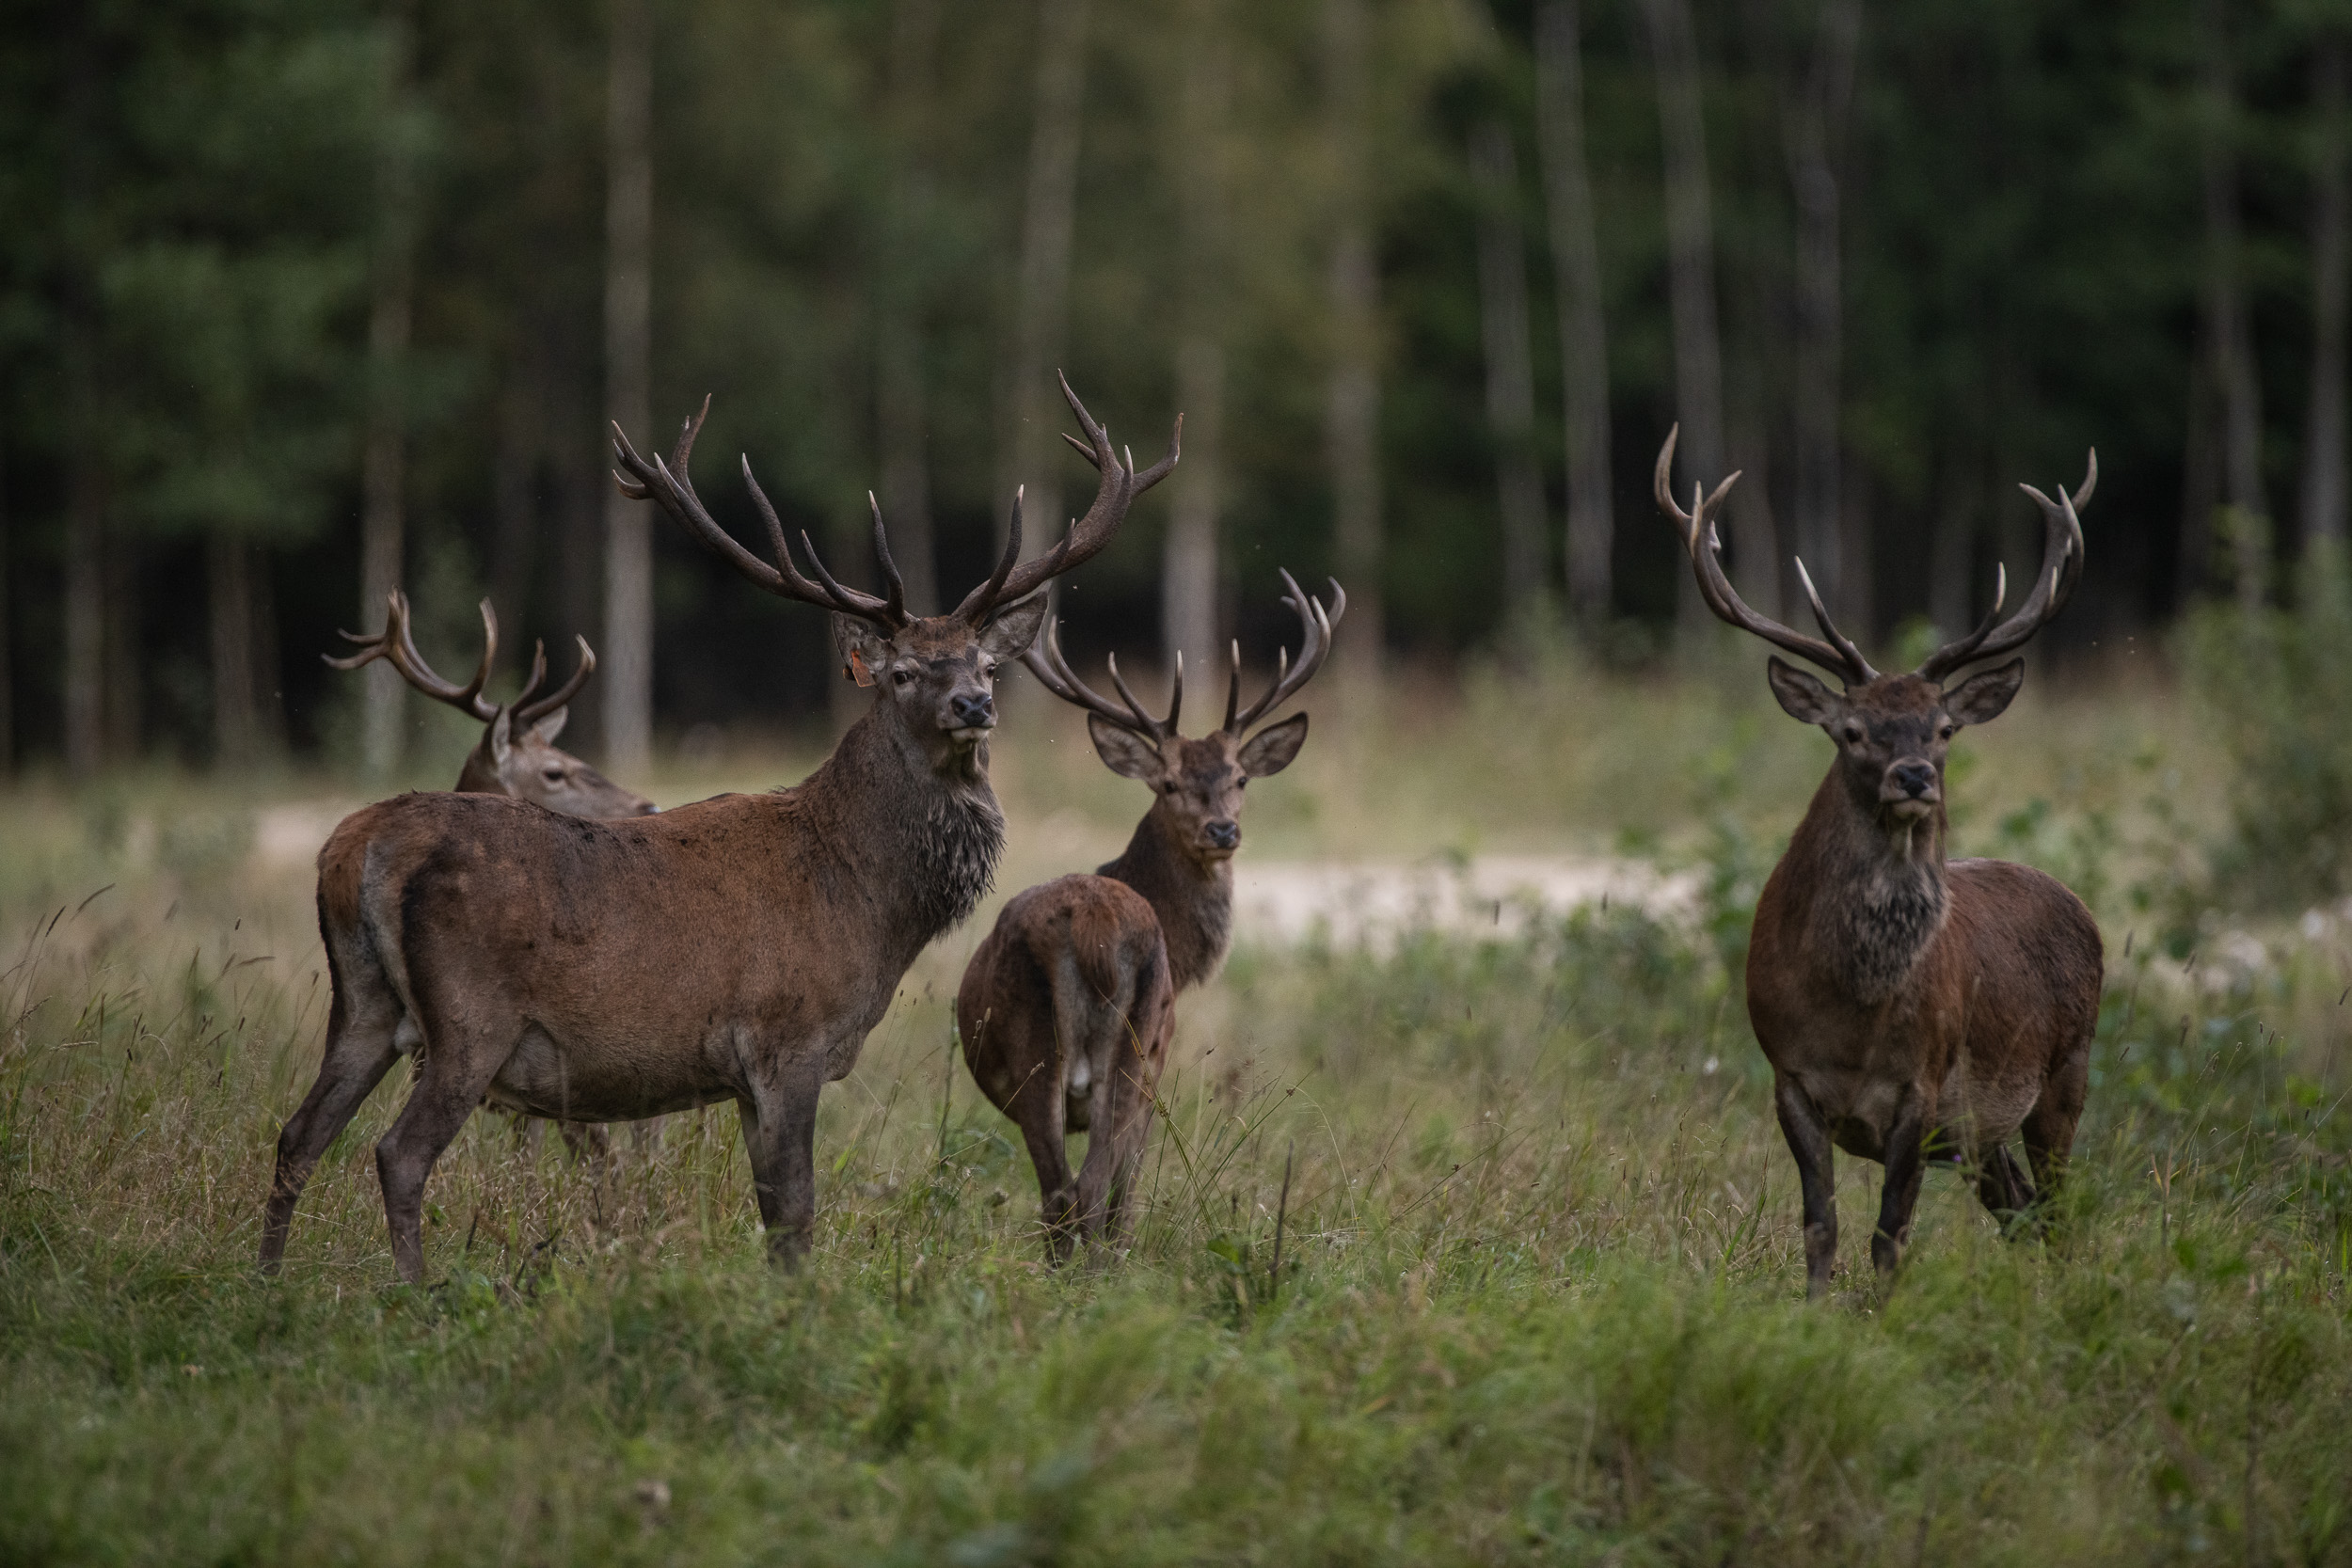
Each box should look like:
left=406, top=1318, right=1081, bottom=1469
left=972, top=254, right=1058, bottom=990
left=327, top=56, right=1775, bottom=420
left=2018, top=1046, right=2090, bottom=1236
left=1970, top=1142, right=2037, bottom=1228
left=1772, top=1073, right=1839, bottom=1298
left=1871, top=1098, right=1931, bottom=1282
left=260, top=958, right=402, bottom=1274
left=1080, top=942, right=1173, bottom=1255
left=373, top=1006, right=516, bottom=1284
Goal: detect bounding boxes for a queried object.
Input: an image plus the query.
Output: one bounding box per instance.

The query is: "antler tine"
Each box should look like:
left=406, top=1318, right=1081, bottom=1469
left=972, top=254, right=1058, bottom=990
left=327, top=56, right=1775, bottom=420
left=512, top=638, right=551, bottom=709
left=739, top=460, right=899, bottom=626
left=1225, top=570, right=1348, bottom=736
left=612, top=398, right=903, bottom=628
left=1224, top=640, right=1242, bottom=734
left=515, top=635, right=597, bottom=728
left=959, top=488, right=1028, bottom=625
left=322, top=590, right=402, bottom=673
left=957, top=377, right=1182, bottom=619
left=369, top=594, right=502, bottom=721
left=868, top=492, right=908, bottom=621
left=1104, top=653, right=1174, bottom=738
left=1654, top=430, right=1874, bottom=685
left=1792, top=560, right=1881, bottom=683
left=1915, top=449, right=2094, bottom=679
left=1020, top=615, right=1168, bottom=741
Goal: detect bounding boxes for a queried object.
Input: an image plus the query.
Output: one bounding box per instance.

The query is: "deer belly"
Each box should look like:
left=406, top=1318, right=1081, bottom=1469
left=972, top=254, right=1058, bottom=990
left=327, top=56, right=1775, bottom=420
left=1793, top=1069, right=1906, bottom=1162
left=484, top=1024, right=735, bottom=1122
left=1929, top=1059, right=2039, bottom=1150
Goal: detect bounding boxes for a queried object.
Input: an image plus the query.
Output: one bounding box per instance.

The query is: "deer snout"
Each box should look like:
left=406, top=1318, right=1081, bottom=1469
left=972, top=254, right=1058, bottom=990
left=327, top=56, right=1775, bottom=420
left=947, top=692, right=995, bottom=732
left=1883, top=760, right=1940, bottom=816
left=1202, top=818, right=1240, bottom=852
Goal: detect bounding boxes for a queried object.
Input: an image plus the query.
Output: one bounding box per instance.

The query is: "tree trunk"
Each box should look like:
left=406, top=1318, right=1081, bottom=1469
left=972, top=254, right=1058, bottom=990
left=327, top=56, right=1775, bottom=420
left=2199, top=0, right=2269, bottom=612
left=103, top=531, right=139, bottom=761
left=1327, top=0, right=1383, bottom=678
left=1536, top=0, right=1613, bottom=621
left=1164, top=0, right=1231, bottom=673
left=999, top=0, right=1090, bottom=555
left=62, top=4, right=104, bottom=779
left=0, top=444, right=11, bottom=779
left=602, top=0, right=655, bottom=774
left=876, top=0, right=942, bottom=618
left=360, top=5, right=416, bottom=780
left=210, top=534, right=260, bottom=768
left=1470, top=121, right=1548, bottom=614
left=2302, top=33, right=2349, bottom=581
left=1642, top=0, right=1727, bottom=636
left=1785, top=0, right=1862, bottom=626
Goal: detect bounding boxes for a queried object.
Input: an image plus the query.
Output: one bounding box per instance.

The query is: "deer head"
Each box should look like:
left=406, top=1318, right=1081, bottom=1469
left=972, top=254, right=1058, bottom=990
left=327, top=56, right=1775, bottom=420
left=1025, top=571, right=1344, bottom=867
left=1655, top=426, right=2094, bottom=832
left=327, top=593, right=656, bottom=818
left=612, top=374, right=1179, bottom=783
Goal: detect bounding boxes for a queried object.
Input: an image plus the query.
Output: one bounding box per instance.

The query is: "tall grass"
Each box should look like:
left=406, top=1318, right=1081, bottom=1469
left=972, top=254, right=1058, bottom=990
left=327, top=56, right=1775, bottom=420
left=2, top=664, right=2346, bottom=1563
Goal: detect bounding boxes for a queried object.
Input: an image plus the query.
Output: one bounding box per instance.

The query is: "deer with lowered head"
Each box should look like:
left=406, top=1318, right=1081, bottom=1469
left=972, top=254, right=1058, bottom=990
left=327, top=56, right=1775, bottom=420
left=956, top=571, right=1342, bottom=1260
left=1655, top=428, right=2104, bottom=1297
left=326, top=591, right=655, bottom=819
left=261, top=375, right=1176, bottom=1280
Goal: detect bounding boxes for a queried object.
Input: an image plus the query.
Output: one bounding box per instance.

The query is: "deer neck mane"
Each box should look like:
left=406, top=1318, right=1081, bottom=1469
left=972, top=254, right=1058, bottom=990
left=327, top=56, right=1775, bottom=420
left=787, top=704, right=1005, bottom=958
left=1099, top=808, right=1232, bottom=991
left=1784, top=765, right=1949, bottom=1006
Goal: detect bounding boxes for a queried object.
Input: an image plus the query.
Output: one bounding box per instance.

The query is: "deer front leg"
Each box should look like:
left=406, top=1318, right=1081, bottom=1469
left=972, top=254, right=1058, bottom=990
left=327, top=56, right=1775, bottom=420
left=1871, top=1096, right=1930, bottom=1281
left=741, top=1056, right=825, bottom=1266
left=1772, top=1072, right=1838, bottom=1298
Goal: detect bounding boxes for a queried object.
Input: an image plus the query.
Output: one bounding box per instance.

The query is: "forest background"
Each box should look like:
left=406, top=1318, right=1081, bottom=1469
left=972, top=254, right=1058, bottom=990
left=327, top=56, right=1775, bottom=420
left=0, top=0, right=2340, bottom=782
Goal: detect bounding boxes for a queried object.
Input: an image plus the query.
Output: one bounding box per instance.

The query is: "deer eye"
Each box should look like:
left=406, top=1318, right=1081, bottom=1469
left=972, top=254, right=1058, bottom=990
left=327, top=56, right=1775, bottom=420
left=1939, top=722, right=1957, bottom=740
left=542, top=767, right=564, bottom=783
left=1842, top=721, right=1865, bottom=744
left=892, top=668, right=914, bottom=687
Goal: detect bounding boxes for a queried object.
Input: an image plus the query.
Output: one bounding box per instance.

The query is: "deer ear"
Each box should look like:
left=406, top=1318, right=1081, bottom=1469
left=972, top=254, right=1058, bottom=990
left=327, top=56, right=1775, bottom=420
left=1943, top=658, right=2026, bottom=727
left=1087, top=714, right=1161, bottom=781
left=977, top=590, right=1051, bottom=662
left=832, top=614, right=892, bottom=687
left=1766, top=657, right=1842, bottom=726
left=1237, top=712, right=1309, bottom=777
left=528, top=706, right=569, bottom=745
left=488, top=707, right=516, bottom=766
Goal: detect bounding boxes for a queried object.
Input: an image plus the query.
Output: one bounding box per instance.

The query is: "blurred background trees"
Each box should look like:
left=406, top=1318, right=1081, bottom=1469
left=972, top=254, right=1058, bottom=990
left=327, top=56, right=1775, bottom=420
left=0, top=0, right=2345, bottom=774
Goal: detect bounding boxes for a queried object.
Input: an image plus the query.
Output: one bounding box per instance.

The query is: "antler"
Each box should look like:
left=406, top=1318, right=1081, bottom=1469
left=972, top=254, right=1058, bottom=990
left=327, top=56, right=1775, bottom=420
left=510, top=635, right=598, bottom=729
left=1914, top=451, right=2095, bottom=681
left=611, top=396, right=909, bottom=630
left=1223, top=570, right=1346, bottom=736
left=1654, top=426, right=1878, bottom=686
left=952, top=373, right=1183, bottom=623
left=325, top=592, right=501, bottom=721
left=1023, top=615, right=1183, bottom=744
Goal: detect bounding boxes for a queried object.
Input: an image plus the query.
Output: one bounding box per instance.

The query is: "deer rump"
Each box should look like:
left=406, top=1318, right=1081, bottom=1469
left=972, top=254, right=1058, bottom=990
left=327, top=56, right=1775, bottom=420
left=319, top=791, right=908, bottom=1122
left=1748, top=855, right=2101, bottom=1170
left=958, top=876, right=1174, bottom=1246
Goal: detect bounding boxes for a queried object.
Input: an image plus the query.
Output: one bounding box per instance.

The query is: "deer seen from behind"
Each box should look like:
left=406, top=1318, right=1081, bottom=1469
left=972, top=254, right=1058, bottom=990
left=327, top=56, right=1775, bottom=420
left=261, top=375, right=1176, bottom=1281
left=957, top=572, right=1342, bottom=1260
left=1656, top=428, right=2103, bottom=1297
left=326, top=592, right=654, bottom=819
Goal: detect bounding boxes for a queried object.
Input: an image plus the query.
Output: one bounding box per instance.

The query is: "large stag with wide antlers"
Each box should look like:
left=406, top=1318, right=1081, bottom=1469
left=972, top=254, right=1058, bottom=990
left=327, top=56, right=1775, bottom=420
left=957, top=571, right=1342, bottom=1259
left=326, top=591, right=654, bottom=818
left=1656, top=427, right=2104, bottom=1297
left=262, top=376, right=1176, bottom=1281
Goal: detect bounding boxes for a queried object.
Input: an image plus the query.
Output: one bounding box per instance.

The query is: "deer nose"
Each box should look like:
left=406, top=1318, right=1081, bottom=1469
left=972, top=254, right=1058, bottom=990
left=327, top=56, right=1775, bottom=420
left=949, top=693, right=995, bottom=729
left=1204, top=819, right=1240, bottom=850
left=1892, top=761, right=1937, bottom=798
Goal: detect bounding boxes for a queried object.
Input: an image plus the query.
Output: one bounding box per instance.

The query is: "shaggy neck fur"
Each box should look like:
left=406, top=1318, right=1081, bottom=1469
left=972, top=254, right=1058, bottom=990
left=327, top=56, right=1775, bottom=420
left=1787, top=768, right=1949, bottom=1006
left=787, top=703, right=1005, bottom=965
left=1099, top=811, right=1232, bottom=991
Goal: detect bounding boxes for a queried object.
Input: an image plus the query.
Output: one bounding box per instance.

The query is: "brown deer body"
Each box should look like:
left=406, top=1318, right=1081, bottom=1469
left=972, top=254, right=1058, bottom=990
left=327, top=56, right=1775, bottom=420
left=262, top=377, right=1175, bottom=1280
left=957, top=574, right=1340, bottom=1259
left=1655, top=430, right=2103, bottom=1295
left=326, top=593, right=654, bottom=819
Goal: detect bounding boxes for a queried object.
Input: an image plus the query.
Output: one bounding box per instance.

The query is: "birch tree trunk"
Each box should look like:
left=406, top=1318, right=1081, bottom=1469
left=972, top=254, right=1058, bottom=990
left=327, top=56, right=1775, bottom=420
left=877, top=0, right=942, bottom=618
left=1164, top=0, right=1231, bottom=673
left=1786, top=0, right=1861, bottom=625
left=1000, top=0, right=1090, bottom=554
left=1535, top=0, right=1613, bottom=620
left=2302, top=32, right=2349, bottom=583
left=359, top=3, right=416, bottom=780
left=601, top=0, right=655, bottom=775
left=1642, top=0, right=1726, bottom=636
left=1470, top=121, right=1549, bottom=612
left=1327, top=0, right=1383, bottom=678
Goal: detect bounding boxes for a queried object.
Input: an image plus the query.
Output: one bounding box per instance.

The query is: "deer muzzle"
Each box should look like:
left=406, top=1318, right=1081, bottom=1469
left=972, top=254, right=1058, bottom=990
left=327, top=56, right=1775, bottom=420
left=946, top=691, right=995, bottom=743
left=1882, top=760, right=1940, bottom=818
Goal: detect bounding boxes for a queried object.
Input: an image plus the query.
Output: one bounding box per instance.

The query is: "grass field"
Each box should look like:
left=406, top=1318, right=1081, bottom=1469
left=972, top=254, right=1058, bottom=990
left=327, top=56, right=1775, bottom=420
left=4, top=654, right=2349, bottom=1564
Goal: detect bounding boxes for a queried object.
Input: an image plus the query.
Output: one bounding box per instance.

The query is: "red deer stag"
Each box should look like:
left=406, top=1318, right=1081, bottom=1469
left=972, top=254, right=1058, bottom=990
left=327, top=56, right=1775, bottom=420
left=1655, top=427, right=2103, bottom=1296
left=957, top=571, right=1342, bottom=1259
left=261, top=375, right=1176, bottom=1280
left=326, top=591, right=655, bottom=818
